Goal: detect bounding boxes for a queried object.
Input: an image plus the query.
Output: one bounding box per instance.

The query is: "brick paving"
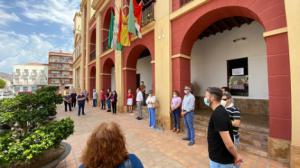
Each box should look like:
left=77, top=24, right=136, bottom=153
left=56, top=104, right=287, bottom=168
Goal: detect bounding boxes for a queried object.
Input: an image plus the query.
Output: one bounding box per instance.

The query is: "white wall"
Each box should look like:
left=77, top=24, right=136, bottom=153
left=191, top=22, right=269, bottom=99
left=136, top=56, right=152, bottom=93
left=111, top=67, right=116, bottom=91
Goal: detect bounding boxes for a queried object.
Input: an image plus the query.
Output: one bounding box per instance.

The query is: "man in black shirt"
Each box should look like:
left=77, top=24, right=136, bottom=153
left=77, top=92, right=86, bottom=116
left=63, top=93, right=72, bottom=112
left=204, top=87, right=242, bottom=168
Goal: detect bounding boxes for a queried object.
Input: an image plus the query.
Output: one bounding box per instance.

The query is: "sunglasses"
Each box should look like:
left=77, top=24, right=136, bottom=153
left=222, top=98, right=228, bottom=101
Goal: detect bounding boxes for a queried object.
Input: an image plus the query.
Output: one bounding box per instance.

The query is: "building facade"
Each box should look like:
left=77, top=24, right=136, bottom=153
left=12, top=63, right=48, bottom=93
left=48, top=51, right=73, bottom=89
left=75, top=0, right=300, bottom=166
left=73, top=12, right=84, bottom=93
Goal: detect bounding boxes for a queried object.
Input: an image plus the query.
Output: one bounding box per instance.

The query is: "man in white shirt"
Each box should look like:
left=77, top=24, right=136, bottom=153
left=136, top=88, right=144, bottom=120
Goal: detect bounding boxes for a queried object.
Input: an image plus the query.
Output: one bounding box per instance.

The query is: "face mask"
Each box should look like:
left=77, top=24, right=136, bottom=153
left=173, top=94, right=176, bottom=97
left=221, top=100, right=227, bottom=107
left=204, top=97, right=210, bottom=106
left=184, top=90, right=188, bottom=94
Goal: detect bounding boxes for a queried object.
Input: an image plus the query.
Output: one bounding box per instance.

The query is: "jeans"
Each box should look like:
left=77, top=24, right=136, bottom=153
left=78, top=103, right=85, bottom=116
left=64, top=102, right=71, bottom=112
left=101, top=100, right=105, bottom=109
left=93, top=99, right=97, bottom=107
left=173, top=108, right=181, bottom=129
left=72, top=100, right=76, bottom=108
left=184, top=111, right=195, bottom=143
left=234, top=135, right=240, bottom=148
left=210, top=160, right=235, bottom=168
left=148, top=108, right=156, bottom=128
left=112, top=102, right=117, bottom=114
left=136, top=101, right=143, bottom=118
left=107, top=99, right=111, bottom=110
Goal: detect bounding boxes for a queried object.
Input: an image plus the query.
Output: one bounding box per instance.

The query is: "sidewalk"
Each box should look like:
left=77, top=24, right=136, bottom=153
left=56, top=104, right=287, bottom=168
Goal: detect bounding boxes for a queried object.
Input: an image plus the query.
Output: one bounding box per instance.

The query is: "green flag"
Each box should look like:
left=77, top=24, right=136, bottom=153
left=108, top=11, right=114, bottom=49
left=128, top=0, right=136, bottom=35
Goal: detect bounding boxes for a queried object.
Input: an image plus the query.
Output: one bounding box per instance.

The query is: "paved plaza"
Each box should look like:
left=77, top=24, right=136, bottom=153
left=56, top=104, right=288, bottom=168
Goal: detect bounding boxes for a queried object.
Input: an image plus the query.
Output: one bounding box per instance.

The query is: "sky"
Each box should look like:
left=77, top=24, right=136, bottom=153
left=0, top=0, right=80, bottom=74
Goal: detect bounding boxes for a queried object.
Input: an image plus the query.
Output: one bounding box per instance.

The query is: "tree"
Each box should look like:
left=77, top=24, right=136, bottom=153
left=0, top=79, right=6, bottom=89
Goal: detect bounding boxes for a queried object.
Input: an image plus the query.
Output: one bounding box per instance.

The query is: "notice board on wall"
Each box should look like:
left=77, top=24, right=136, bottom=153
left=227, top=57, right=249, bottom=96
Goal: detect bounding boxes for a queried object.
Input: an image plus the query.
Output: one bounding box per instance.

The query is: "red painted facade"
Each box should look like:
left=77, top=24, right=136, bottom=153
left=100, top=51, right=115, bottom=91
left=171, top=0, right=291, bottom=140
left=122, top=31, right=155, bottom=103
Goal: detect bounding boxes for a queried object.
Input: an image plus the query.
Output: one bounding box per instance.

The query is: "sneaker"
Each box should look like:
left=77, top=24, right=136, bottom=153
left=182, top=137, right=190, bottom=141
left=188, top=142, right=195, bottom=146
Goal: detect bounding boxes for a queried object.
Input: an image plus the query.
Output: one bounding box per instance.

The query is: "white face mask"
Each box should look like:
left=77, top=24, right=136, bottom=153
left=184, top=90, right=189, bottom=94
left=221, top=100, right=227, bottom=107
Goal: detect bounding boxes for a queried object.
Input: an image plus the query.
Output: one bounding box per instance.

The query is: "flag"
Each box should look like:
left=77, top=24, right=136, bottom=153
left=134, top=0, right=143, bottom=38
left=120, top=13, right=131, bottom=46
left=128, top=0, right=136, bottom=35
left=108, top=11, right=114, bottom=49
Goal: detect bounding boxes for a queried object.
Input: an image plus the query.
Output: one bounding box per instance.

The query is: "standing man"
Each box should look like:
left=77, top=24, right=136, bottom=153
left=221, top=92, right=241, bottom=148
left=63, top=92, right=72, bottom=112
left=77, top=91, right=86, bottom=116
left=204, top=87, right=242, bottom=168
left=140, top=81, right=146, bottom=106
left=181, top=86, right=195, bottom=146
left=70, top=90, right=77, bottom=108
left=136, top=87, right=144, bottom=120
left=92, top=89, right=98, bottom=107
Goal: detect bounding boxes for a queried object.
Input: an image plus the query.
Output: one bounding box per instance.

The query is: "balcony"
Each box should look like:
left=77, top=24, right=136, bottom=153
left=89, top=49, right=96, bottom=62
left=102, top=38, right=110, bottom=52
left=142, top=2, right=155, bottom=27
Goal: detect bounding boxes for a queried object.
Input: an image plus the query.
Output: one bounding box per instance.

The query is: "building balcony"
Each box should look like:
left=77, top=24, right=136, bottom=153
left=172, top=0, right=193, bottom=11
left=142, top=2, right=155, bottom=27
left=89, top=49, right=96, bottom=62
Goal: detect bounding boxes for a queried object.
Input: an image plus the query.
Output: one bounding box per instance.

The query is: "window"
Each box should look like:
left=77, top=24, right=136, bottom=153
left=227, top=57, right=248, bottom=96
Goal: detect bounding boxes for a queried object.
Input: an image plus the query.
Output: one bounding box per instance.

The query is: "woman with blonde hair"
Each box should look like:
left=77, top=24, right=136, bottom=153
left=79, top=122, right=143, bottom=168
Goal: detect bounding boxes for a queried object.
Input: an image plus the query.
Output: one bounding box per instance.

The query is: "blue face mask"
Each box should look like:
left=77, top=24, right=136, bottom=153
left=204, top=97, right=210, bottom=106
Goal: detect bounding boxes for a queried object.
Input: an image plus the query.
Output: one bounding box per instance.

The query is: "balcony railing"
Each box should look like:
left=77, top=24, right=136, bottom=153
left=102, top=38, right=110, bottom=52
left=89, top=49, right=96, bottom=61
left=180, top=0, right=192, bottom=7
left=142, top=2, right=155, bottom=27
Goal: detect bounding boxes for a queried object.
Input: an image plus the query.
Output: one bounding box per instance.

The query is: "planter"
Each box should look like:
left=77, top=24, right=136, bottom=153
left=10, top=142, right=71, bottom=168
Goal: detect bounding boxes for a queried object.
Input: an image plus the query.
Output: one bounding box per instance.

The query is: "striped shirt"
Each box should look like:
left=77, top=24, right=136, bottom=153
left=225, top=103, right=240, bottom=138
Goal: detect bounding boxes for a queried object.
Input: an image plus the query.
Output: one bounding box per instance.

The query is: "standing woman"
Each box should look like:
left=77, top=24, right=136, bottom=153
left=106, top=89, right=112, bottom=112
left=127, top=89, right=133, bottom=113
left=146, top=90, right=157, bottom=129
left=111, top=90, right=118, bottom=114
left=79, top=122, right=144, bottom=168
left=71, top=89, right=77, bottom=108
left=171, top=90, right=182, bottom=133
left=100, top=89, right=106, bottom=110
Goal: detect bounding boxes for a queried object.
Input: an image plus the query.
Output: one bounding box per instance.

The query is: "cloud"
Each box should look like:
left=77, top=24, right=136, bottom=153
left=0, top=30, right=60, bottom=73
left=0, top=9, right=21, bottom=26
left=16, top=0, right=79, bottom=29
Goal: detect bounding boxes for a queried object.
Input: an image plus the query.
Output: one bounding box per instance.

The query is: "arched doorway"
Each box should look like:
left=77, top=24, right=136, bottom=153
left=171, top=1, right=290, bottom=161
left=123, top=44, right=155, bottom=104
left=102, top=58, right=115, bottom=91
left=89, top=66, right=96, bottom=98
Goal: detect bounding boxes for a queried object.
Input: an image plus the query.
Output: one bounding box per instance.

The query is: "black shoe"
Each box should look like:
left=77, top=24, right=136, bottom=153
left=182, top=137, right=190, bottom=141
left=188, top=142, right=195, bottom=146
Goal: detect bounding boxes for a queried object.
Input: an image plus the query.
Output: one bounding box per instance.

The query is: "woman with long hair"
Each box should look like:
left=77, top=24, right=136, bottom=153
left=80, top=122, right=143, bottom=168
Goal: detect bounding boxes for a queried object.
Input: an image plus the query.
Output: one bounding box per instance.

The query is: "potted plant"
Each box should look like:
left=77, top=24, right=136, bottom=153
left=0, top=86, right=74, bottom=168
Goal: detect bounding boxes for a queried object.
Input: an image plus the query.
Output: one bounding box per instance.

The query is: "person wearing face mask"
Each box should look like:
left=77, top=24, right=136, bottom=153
left=111, top=90, right=118, bottom=114
left=204, top=87, right=242, bottom=168
left=171, top=90, right=182, bottom=133
left=181, top=86, right=195, bottom=146
left=221, top=92, right=241, bottom=148
left=146, top=90, right=157, bottom=128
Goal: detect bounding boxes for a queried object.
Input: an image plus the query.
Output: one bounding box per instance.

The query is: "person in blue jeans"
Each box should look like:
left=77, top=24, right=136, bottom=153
left=106, top=89, right=112, bottom=112
left=146, top=90, right=157, bottom=128
left=79, top=122, right=144, bottom=168
left=181, top=86, right=195, bottom=146
left=77, top=92, right=86, bottom=116
left=171, top=90, right=182, bottom=133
